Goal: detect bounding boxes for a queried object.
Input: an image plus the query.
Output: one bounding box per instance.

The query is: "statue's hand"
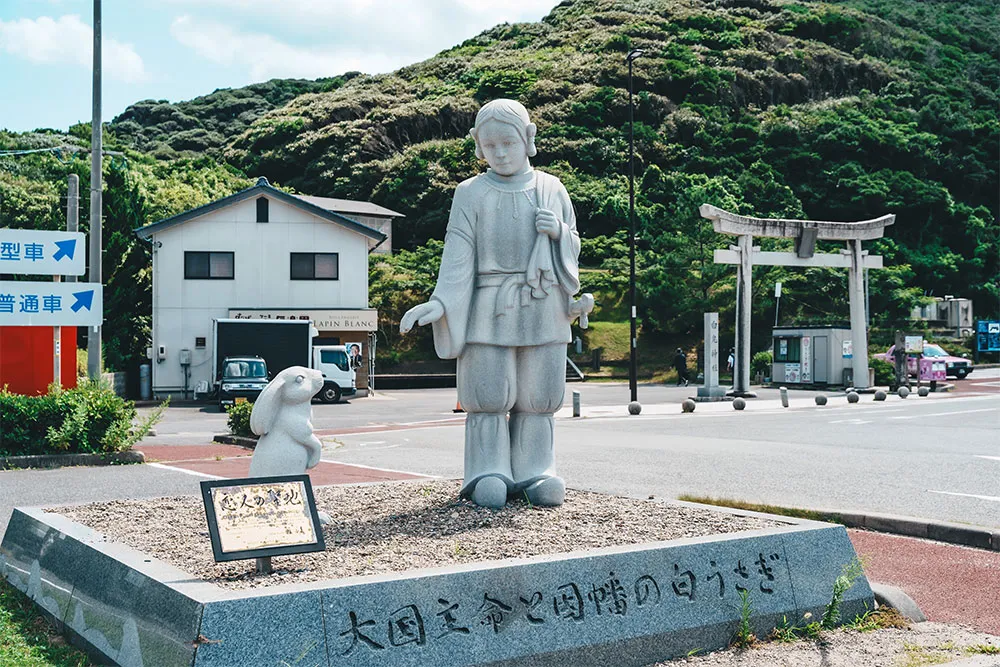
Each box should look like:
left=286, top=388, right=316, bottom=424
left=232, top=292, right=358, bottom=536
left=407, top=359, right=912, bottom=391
left=535, top=208, right=561, bottom=240
left=400, top=300, right=445, bottom=334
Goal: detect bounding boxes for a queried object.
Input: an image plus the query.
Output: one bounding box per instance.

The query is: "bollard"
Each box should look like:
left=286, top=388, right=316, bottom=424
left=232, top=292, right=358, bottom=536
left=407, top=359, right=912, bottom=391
left=918, top=386, right=930, bottom=397
left=779, top=386, right=789, bottom=408
left=874, top=390, right=887, bottom=401
left=898, top=386, right=910, bottom=399
left=572, top=390, right=581, bottom=417
left=628, top=401, right=642, bottom=415
left=682, top=399, right=696, bottom=413
left=847, top=391, right=860, bottom=403
left=815, top=395, right=828, bottom=406
left=733, top=397, right=746, bottom=410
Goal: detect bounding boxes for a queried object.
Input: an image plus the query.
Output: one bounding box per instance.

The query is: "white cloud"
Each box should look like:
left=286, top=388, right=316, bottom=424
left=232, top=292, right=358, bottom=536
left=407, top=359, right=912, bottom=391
left=170, top=15, right=401, bottom=80
left=0, top=14, right=147, bottom=82
left=164, top=0, right=555, bottom=77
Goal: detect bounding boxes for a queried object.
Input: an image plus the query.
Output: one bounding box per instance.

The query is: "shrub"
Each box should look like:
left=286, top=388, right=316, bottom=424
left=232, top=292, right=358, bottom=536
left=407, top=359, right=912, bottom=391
left=0, top=381, right=164, bottom=456
left=869, top=356, right=895, bottom=386
left=226, top=401, right=255, bottom=438
left=751, top=350, right=773, bottom=377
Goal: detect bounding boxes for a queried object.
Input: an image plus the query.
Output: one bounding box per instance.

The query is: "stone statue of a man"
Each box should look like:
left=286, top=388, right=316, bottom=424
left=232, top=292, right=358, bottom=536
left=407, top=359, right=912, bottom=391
left=401, top=99, right=592, bottom=509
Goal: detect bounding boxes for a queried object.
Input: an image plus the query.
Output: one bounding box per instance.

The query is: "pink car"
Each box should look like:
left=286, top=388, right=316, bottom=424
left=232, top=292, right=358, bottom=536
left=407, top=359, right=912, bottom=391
left=883, top=343, right=974, bottom=380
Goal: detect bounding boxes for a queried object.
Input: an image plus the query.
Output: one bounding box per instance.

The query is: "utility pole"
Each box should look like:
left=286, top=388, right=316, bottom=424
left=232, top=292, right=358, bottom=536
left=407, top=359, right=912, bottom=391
left=87, top=0, right=103, bottom=380
left=626, top=48, right=643, bottom=413
left=57, top=175, right=81, bottom=387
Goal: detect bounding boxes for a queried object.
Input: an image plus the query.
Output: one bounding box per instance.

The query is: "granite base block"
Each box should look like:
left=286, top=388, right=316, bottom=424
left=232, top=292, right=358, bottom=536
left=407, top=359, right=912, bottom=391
left=2, top=506, right=873, bottom=667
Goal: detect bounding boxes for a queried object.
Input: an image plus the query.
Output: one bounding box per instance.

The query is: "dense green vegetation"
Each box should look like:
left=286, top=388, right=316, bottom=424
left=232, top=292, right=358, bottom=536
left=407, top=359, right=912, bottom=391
left=1, top=0, right=996, bottom=372
left=0, top=381, right=162, bottom=456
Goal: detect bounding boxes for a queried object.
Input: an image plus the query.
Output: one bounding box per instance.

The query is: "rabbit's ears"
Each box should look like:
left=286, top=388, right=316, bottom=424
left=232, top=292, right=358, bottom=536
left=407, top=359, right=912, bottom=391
left=250, top=375, right=285, bottom=436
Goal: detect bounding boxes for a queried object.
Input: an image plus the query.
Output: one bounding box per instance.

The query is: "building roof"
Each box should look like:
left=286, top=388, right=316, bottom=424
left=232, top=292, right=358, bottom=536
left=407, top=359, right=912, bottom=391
left=134, top=177, right=391, bottom=243
left=295, top=195, right=404, bottom=218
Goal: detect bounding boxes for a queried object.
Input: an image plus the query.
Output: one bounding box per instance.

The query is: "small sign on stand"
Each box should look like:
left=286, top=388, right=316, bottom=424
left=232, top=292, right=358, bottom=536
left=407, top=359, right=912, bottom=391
left=904, top=336, right=924, bottom=354
left=200, top=475, right=326, bottom=574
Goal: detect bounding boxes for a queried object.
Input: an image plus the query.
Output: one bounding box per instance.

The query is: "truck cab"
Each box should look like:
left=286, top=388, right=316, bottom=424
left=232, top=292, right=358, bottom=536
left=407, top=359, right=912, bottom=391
left=219, top=356, right=269, bottom=409
left=312, top=345, right=357, bottom=403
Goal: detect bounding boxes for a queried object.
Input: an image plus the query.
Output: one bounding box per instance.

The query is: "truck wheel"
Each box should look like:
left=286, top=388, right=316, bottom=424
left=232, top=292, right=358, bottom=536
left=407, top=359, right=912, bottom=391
left=319, top=385, right=342, bottom=404
left=955, top=369, right=968, bottom=380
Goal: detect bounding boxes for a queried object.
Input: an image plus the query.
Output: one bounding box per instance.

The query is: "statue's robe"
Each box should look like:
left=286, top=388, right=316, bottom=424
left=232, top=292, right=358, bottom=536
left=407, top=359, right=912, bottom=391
left=430, top=168, right=580, bottom=357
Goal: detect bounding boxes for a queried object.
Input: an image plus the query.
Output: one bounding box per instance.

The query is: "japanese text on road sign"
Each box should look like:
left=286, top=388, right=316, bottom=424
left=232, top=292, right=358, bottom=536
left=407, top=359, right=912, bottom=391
left=0, top=229, right=86, bottom=276
left=0, top=281, right=102, bottom=326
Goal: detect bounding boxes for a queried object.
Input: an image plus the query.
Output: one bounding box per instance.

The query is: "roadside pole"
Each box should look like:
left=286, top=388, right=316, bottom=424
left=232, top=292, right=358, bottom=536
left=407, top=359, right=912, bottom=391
left=56, top=176, right=80, bottom=386
left=87, top=0, right=103, bottom=381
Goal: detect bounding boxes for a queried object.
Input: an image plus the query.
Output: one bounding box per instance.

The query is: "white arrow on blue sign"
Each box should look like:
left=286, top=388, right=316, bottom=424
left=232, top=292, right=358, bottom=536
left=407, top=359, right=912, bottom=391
left=0, top=229, right=86, bottom=276
left=0, top=281, right=103, bottom=326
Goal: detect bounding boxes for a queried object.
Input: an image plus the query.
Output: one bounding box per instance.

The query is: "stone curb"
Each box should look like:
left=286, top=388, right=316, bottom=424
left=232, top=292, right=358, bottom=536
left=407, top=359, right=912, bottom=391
left=211, top=434, right=257, bottom=449
left=0, top=451, right=145, bottom=471
left=779, top=507, right=1000, bottom=552
left=870, top=583, right=926, bottom=622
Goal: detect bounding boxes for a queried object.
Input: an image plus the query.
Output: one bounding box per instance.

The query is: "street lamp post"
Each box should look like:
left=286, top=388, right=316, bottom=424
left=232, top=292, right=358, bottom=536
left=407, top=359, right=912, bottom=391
left=626, top=49, right=643, bottom=413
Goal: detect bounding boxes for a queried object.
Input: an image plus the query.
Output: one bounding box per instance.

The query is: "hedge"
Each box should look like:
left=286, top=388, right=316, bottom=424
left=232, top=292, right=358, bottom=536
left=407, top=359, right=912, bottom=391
left=0, top=381, right=163, bottom=456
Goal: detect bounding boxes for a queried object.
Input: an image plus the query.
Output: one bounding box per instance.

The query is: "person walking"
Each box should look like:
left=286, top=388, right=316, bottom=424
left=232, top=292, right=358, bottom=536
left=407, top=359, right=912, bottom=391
left=674, top=347, right=689, bottom=387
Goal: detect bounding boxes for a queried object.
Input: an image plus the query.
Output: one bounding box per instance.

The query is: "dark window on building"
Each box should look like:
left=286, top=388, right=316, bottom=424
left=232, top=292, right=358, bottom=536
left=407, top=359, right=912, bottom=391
left=256, top=197, right=268, bottom=223
left=184, top=251, right=234, bottom=279
left=773, top=337, right=801, bottom=363
left=195, top=337, right=206, bottom=348
left=290, top=252, right=339, bottom=280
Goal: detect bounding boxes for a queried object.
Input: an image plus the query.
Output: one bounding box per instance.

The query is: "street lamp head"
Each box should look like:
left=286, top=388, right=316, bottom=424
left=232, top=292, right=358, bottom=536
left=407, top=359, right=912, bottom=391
left=627, top=49, right=644, bottom=61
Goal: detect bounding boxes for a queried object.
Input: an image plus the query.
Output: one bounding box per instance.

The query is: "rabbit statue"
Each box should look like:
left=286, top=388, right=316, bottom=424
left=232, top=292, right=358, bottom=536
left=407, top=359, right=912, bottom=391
left=248, top=366, right=325, bottom=477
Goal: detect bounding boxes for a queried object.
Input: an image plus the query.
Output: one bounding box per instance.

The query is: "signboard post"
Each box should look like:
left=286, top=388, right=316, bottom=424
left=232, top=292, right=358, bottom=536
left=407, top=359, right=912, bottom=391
left=200, top=475, right=326, bottom=575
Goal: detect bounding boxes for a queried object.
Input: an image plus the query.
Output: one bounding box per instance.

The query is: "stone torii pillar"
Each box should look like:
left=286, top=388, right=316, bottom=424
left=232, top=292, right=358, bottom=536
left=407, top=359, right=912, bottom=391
left=700, top=205, right=895, bottom=394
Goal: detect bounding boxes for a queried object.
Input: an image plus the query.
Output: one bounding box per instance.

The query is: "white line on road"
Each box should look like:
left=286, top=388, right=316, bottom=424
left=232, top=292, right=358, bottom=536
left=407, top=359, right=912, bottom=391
left=828, top=419, right=872, bottom=424
left=974, top=456, right=1000, bottom=462
left=890, top=407, right=998, bottom=420
left=929, top=490, right=1000, bottom=503
left=319, top=459, right=436, bottom=478
left=146, top=462, right=224, bottom=480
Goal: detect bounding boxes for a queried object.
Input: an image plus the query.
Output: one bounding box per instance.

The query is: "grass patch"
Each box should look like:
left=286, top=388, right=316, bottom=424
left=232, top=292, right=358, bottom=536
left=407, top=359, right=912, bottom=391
left=967, top=643, right=1000, bottom=655
left=0, top=578, right=91, bottom=666
left=676, top=495, right=845, bottom=524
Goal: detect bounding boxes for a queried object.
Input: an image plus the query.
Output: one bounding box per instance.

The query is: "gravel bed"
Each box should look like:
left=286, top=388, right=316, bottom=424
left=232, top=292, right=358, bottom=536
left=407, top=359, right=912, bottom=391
left=657, top=621, right=1000, bottom=666
left=55, top=480, right=781, bottom=590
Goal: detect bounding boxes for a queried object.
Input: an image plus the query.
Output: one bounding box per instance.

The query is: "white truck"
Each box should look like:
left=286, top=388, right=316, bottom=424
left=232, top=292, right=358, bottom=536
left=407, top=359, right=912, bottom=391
left=212, top=319, right=357, bottom=406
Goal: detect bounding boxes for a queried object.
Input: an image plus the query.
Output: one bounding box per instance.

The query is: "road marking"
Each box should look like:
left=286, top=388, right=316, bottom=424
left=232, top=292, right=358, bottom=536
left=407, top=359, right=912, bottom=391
left=828, top=418, right=872, bottom=424
left=890, top=407, right=998, bottom=420
left=146, top=462, right=224, bottom=480
left=929, top=490, right=1000, bottom=503
left=319, top=459, right=436, bottom=478
left=358, top=441, right=386, bottom=446
left=974, top=456, right=1000, bottom=462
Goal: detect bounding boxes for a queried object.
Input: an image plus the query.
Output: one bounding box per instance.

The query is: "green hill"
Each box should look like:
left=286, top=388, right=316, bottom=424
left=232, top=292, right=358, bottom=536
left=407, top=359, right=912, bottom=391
left=1, top=0, right=997, bottom=371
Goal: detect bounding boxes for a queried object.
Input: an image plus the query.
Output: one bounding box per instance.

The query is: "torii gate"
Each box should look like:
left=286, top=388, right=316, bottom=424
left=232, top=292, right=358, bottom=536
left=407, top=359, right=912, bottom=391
left=700, top=205, right=895, bottom=395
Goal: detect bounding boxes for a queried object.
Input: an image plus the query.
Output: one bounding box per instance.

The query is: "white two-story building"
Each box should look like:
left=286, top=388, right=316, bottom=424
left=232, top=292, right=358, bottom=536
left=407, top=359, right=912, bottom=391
left=135, top=177, right=400, bottom=399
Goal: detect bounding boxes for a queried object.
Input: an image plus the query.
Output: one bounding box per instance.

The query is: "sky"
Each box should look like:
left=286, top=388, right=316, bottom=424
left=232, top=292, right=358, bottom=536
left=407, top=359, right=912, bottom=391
left=0, top=0, right=558, bottom=133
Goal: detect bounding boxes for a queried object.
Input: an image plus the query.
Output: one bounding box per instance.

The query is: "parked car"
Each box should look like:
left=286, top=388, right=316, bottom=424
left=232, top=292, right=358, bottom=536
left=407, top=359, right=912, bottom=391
left=219, top=355, right=269, bottom=408
left=883, top=342, right=974, bottom=379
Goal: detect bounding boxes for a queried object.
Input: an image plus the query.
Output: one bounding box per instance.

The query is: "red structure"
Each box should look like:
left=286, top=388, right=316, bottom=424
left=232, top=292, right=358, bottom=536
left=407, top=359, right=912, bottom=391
left=0, top=326, right=77, bottom=395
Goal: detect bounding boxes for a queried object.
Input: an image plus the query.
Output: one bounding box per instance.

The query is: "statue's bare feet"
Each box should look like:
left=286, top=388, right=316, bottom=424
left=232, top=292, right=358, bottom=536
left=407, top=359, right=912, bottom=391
left=524, top=477, right=565, bottom=506
left=471, top=476, right=507, bottom=509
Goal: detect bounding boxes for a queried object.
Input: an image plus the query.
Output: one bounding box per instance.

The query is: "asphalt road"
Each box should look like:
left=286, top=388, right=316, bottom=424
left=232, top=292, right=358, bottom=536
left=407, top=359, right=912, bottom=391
left=2, top=370, right=996, bottom=536
left=311, top=369, right=1000, bottom=529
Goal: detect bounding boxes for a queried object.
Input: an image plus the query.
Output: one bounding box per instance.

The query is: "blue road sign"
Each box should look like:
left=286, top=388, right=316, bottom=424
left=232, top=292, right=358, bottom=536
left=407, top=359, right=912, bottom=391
left=977, top=320, right=1000, bottom=353
left=0, top=229, right=86, bottom=276
left=0, top=281, right=102, bottom=326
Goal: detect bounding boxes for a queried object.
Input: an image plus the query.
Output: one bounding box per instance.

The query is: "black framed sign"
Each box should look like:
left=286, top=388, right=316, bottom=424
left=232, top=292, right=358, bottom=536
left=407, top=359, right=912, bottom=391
left=200, top=475, right=326, bottom=562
